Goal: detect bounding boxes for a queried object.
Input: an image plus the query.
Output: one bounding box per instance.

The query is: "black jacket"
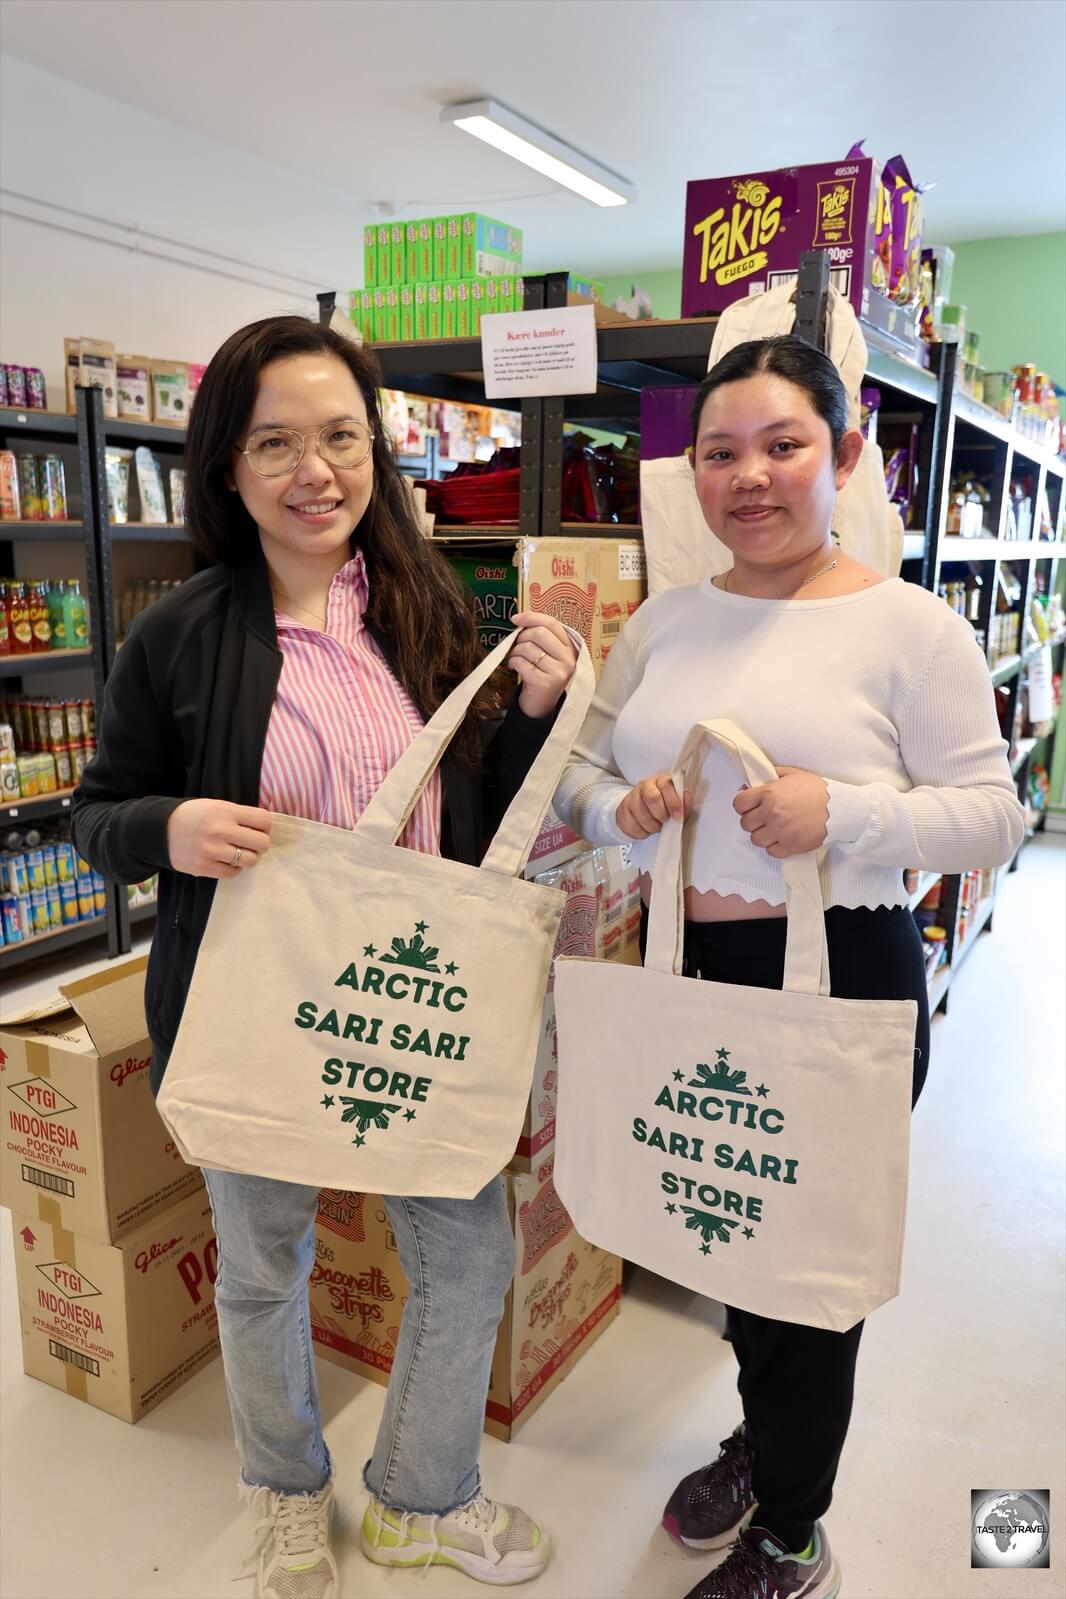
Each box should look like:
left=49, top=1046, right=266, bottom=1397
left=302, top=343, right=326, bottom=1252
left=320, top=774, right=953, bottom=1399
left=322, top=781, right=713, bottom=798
left=71, top=550, right=555, bottom=1093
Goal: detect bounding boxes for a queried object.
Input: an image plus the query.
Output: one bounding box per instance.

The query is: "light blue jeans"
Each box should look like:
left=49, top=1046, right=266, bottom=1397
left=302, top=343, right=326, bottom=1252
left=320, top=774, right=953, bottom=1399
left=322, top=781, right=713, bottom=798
left=202, top=1168, right=515, bottom=1514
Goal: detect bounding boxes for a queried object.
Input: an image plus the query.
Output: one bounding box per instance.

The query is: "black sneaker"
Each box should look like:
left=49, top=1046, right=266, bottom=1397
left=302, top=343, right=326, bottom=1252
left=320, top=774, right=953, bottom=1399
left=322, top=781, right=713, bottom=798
left=662, top=1422, right=756, bottom=1550
left=683, top=1522, right=841, bottom=1599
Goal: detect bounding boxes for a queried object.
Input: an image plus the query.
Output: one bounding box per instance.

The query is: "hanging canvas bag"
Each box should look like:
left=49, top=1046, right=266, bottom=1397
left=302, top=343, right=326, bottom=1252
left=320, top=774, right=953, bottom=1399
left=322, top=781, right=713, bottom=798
left=158, top=629, right=593, bottom=1198
left=552, top=718, right=915, bottom=1332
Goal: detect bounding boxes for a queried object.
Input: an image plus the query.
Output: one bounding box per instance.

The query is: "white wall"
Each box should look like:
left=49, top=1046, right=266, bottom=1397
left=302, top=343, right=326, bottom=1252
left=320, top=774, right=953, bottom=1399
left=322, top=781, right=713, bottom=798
left=0, top=56, right=364, bottom=406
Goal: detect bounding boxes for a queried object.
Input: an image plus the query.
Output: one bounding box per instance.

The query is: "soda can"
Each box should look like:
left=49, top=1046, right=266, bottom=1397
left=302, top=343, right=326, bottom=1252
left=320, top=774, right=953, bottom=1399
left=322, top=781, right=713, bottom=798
left=45, top=882, right=62, bottom=929
left=25, top=369, right=47, bottom=410
left=33, top=701, right=50, bottom=748
left=80, top=699, right=96, bottom=739
left=54, top=840, right=76, bottom=882
left=63, top=700, right=83, bottom=741
left=16, top=456, right=41, bottom=521
left=0, top=721, right=15, bottom=759
left=75, top=850, right=91, bottom=877
left=59, top=878, right=78, bottom=925
left=40, top=456, right=67, bottom=521
left=47, top=702, right=66, bottom=744
left=29, top=886, right=49, bottom=935
left=41, top=844, right=58, bottom=886
left=54, top=744, right=73, bottom=788
left=25, top=847, right=45, bottom=890
left=92, top=871, right=108, bottom=914
left=77, top=875, right=95, bottom=920
left=1, top=892, right=23, bottom=944
left=0, top=757, right=18, bottom=804
left=3, top=366, right=27, bottom=408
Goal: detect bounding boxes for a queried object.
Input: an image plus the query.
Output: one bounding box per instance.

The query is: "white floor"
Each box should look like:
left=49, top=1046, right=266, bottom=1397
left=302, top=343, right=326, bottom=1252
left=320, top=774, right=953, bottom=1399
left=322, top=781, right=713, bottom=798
left=2, top=837, right=1063, bottom=1599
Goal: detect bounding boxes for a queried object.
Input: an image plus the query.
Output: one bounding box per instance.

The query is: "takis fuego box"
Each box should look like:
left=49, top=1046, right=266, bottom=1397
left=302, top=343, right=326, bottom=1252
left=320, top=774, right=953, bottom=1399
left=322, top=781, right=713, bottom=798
left=681, top=155, right=891, bottom=326
left=310, top=1157, right=621, bottom=1441
left=11, top=1187, right=220, bottom=1423
left=0, top=956, right=203, bottom=1245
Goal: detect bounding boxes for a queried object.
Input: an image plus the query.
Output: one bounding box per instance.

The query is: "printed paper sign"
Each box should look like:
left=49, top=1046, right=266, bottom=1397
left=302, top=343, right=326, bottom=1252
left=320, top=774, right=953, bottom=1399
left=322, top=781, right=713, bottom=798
left=481, top=305, right=597, bottom=399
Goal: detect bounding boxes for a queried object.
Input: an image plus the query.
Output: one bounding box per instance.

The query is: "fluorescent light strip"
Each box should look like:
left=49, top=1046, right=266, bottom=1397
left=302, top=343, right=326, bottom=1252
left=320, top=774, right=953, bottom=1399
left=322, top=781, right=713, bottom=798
left=442, top=100, right=635, bottom=208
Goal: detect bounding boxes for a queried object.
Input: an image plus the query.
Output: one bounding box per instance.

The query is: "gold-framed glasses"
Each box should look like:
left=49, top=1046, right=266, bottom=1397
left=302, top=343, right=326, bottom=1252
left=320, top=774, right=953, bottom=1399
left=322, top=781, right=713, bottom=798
left=238, top=418, right=375, bottom=477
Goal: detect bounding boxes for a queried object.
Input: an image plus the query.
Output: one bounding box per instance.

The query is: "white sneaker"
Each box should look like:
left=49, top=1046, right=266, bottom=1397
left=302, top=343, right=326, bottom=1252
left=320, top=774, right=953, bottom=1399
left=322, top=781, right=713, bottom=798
left=361, top=1488, right=551, bottom=1585
left=241, top=1480, right=338, bottom=1599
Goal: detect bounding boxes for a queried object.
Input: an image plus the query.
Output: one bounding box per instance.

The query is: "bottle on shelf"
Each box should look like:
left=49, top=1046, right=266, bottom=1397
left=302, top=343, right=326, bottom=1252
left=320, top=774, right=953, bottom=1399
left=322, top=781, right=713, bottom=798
left=61, top=580, right=88, bottom=649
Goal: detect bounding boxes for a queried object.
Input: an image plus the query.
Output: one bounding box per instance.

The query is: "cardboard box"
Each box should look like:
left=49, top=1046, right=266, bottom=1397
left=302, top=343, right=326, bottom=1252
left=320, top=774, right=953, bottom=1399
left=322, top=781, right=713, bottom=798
left=376, top=224, right=391, bottom=288
left=414, top=284, right=429, bottom=342
left=407, top=219, right=433, bottom=283
left=516, top=535, right=647, bottom=680
left=681, top=156, right=890, bottom=328
left=427, top=283, right=444, bottom=342
left=310, top=1160, right=621, bottom=1441
left=0, top=956, right=203, bottom=1245
left=12, top=1186, right=220, bottom=1423
left=432, top=218, right=449, bottom=282
left=447, top=552, right=518, bottom=650
left=442, top=280, right=460, bottom=340
left=512, top=847, right=641, bottom=1170
left=399, top=286, right=415, bottom=343
left=359, top=289, right=376, bottom=345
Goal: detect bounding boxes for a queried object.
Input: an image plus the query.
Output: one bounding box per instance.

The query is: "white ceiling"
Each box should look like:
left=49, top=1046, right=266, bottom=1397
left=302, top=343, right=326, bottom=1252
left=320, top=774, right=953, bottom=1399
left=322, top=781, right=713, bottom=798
left=3, top=0, right=1065, bottom=278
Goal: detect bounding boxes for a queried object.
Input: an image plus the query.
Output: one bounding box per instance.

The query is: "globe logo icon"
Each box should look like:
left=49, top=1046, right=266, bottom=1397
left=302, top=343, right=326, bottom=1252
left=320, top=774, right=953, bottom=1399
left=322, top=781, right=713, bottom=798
left=971, top=1492, right=1050, bottom=1568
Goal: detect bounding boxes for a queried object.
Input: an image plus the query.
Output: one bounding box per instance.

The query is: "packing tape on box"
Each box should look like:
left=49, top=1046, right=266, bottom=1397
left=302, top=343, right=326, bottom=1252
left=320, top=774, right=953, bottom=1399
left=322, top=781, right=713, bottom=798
left=44, top=1213, right=89, bottom=1401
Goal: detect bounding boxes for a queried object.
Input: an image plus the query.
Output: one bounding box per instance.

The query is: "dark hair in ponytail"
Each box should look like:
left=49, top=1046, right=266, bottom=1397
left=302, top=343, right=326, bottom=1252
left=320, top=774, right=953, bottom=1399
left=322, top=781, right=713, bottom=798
left=690, top=334, right=849, bottom=453
left=185, top=314, right=496, bottom=759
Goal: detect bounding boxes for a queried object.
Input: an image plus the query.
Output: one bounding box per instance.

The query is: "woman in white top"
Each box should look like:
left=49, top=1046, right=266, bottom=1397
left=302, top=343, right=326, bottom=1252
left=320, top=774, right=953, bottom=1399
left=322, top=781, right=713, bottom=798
left=554, top=334, right=1024, bottom=1599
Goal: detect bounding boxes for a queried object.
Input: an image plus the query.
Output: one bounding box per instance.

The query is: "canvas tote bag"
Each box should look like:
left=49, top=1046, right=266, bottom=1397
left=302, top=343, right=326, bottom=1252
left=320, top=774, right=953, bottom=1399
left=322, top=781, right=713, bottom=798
left=552, top=719, right=916, bottom=1332
left=157, top=629, right=593, bottom=1198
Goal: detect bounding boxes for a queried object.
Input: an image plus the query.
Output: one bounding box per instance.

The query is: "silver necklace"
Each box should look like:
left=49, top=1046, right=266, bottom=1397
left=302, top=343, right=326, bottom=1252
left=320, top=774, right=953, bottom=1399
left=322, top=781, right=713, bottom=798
left=725, top=557, right=837, bottom=595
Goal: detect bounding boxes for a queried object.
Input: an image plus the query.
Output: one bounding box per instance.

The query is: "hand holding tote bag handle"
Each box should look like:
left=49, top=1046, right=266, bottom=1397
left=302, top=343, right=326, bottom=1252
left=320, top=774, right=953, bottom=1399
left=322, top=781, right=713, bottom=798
left=158, top=627, right=595, bottom=1198
left=552, top=718, right=916, bottom=1333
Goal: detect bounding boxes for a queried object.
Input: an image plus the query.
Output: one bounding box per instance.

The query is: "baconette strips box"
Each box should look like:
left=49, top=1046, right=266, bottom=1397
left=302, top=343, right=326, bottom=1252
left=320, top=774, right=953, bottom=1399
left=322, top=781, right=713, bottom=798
left=11, top=1187, right=220, bottom=1423
left=511, top=846, right=642, bottom=1172
left=0, top=956, right=203, bottom=1244
left=310, top=1159, right=621, bottom=1441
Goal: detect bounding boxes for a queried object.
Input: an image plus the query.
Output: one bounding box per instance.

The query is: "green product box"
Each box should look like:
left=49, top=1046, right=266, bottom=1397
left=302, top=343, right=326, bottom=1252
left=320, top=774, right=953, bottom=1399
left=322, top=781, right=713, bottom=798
left=357, top=290, right=376, bottom=344
left=377, top=225, right=391, bottom=286
left=481, top=278, right=500, bottom=321
left=497, top=277, right=515, bottom=315
left=372, top=288, right=387, bottom=343
left=469, top=279, right=486, bottom=336
left=447, top=554, right=519, bottom=651
left=414, top=284, right=429, bottom=341
left=568, top=272, right=604, bottom=302
left=384, top=288, right=401, bottom=343
left=460, top=214, right=523, bottom=278
left=432, top=218, right=449, bottom=281
left=363, top=226, right=378, bottom=289
left=390, top=222, right=406, bottom=285
left=400, top=286, right=415, bottom=342
left=454, top=281, right=473, bottom=338
left=442, top=280, right=460, bottom=340
left=445, top=217, right=464, bottom=281
left=427, top=283, right=444, bottom=341
left=407, top=219, right=434, bottom=283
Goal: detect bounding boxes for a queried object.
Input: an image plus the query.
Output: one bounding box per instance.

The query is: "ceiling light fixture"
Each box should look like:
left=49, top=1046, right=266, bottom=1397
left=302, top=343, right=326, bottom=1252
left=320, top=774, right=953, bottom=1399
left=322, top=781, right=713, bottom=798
left=440, top=99, right=636, bottom=208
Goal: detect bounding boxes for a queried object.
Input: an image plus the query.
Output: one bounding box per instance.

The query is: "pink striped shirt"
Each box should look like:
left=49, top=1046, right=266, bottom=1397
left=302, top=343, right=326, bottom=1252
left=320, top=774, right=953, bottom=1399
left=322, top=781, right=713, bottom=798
left=259, top=550, right=441, bottom=853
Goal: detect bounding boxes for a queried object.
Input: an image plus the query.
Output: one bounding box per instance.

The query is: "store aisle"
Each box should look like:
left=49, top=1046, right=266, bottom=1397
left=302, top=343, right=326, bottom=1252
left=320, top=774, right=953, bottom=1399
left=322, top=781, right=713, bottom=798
left=2, top=837, right=1063, bottom=1599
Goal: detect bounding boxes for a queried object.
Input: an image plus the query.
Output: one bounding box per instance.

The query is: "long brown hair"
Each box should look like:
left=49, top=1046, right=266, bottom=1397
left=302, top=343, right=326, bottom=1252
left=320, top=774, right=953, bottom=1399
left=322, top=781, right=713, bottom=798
left=184, top=314, right=500, bottom=758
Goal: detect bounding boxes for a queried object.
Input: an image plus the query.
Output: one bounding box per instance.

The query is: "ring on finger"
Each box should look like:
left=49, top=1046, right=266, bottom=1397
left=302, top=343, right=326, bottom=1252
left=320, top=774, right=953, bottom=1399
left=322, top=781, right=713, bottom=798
left=229, top=846, right=243, bottom=868
left=536, top=650, right=547, bottom=668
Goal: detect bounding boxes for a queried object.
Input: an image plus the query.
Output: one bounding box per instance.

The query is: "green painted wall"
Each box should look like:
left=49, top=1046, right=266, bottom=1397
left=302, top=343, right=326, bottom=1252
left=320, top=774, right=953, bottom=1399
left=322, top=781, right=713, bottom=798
left=597, top=232, right=1066, bottom=388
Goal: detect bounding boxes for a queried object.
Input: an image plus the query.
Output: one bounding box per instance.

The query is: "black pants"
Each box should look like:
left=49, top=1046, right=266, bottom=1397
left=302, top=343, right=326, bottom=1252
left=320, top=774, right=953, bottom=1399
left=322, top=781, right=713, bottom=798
left=641, top=904, right=930, bottom=1551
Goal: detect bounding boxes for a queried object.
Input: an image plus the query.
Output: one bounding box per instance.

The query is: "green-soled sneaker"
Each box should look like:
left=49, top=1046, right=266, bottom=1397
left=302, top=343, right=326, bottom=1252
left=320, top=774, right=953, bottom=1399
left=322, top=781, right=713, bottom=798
left=360, top=1489, right=551, bottom=1586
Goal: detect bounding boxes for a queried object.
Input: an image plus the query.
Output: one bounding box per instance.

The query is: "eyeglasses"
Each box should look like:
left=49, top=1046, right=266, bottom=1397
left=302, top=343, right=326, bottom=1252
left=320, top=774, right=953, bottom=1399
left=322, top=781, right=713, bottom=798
left=238, top=418, right=375, bottom=478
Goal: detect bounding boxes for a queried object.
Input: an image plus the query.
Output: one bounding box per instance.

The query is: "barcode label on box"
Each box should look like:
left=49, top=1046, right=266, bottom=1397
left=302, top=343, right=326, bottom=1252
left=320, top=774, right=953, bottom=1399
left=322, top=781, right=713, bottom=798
left=49, top=1340, right=99, bottom=1377
left=767, top=265, right=852, bottom=298
left=22, top=1165, right=75, bottom=1198
left=618, top=545, right=646, bottom=581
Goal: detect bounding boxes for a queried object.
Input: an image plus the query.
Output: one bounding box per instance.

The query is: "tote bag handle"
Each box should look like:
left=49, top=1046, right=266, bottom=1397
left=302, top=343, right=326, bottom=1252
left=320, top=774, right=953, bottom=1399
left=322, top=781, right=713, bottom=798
left=645, top=718, right=831, bottom=997
left=354, top=625, right=594, bottom=880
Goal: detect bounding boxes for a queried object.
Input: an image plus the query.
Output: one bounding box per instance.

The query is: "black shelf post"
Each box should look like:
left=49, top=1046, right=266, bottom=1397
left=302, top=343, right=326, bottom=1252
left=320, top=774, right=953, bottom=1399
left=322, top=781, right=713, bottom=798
left=519, top=272, right=568, bottom=536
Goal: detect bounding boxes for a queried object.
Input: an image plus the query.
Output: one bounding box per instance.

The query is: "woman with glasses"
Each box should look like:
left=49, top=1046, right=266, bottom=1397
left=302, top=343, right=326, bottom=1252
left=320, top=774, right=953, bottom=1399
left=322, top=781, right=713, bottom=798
left=71, top=315, right=576, bottom=1599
